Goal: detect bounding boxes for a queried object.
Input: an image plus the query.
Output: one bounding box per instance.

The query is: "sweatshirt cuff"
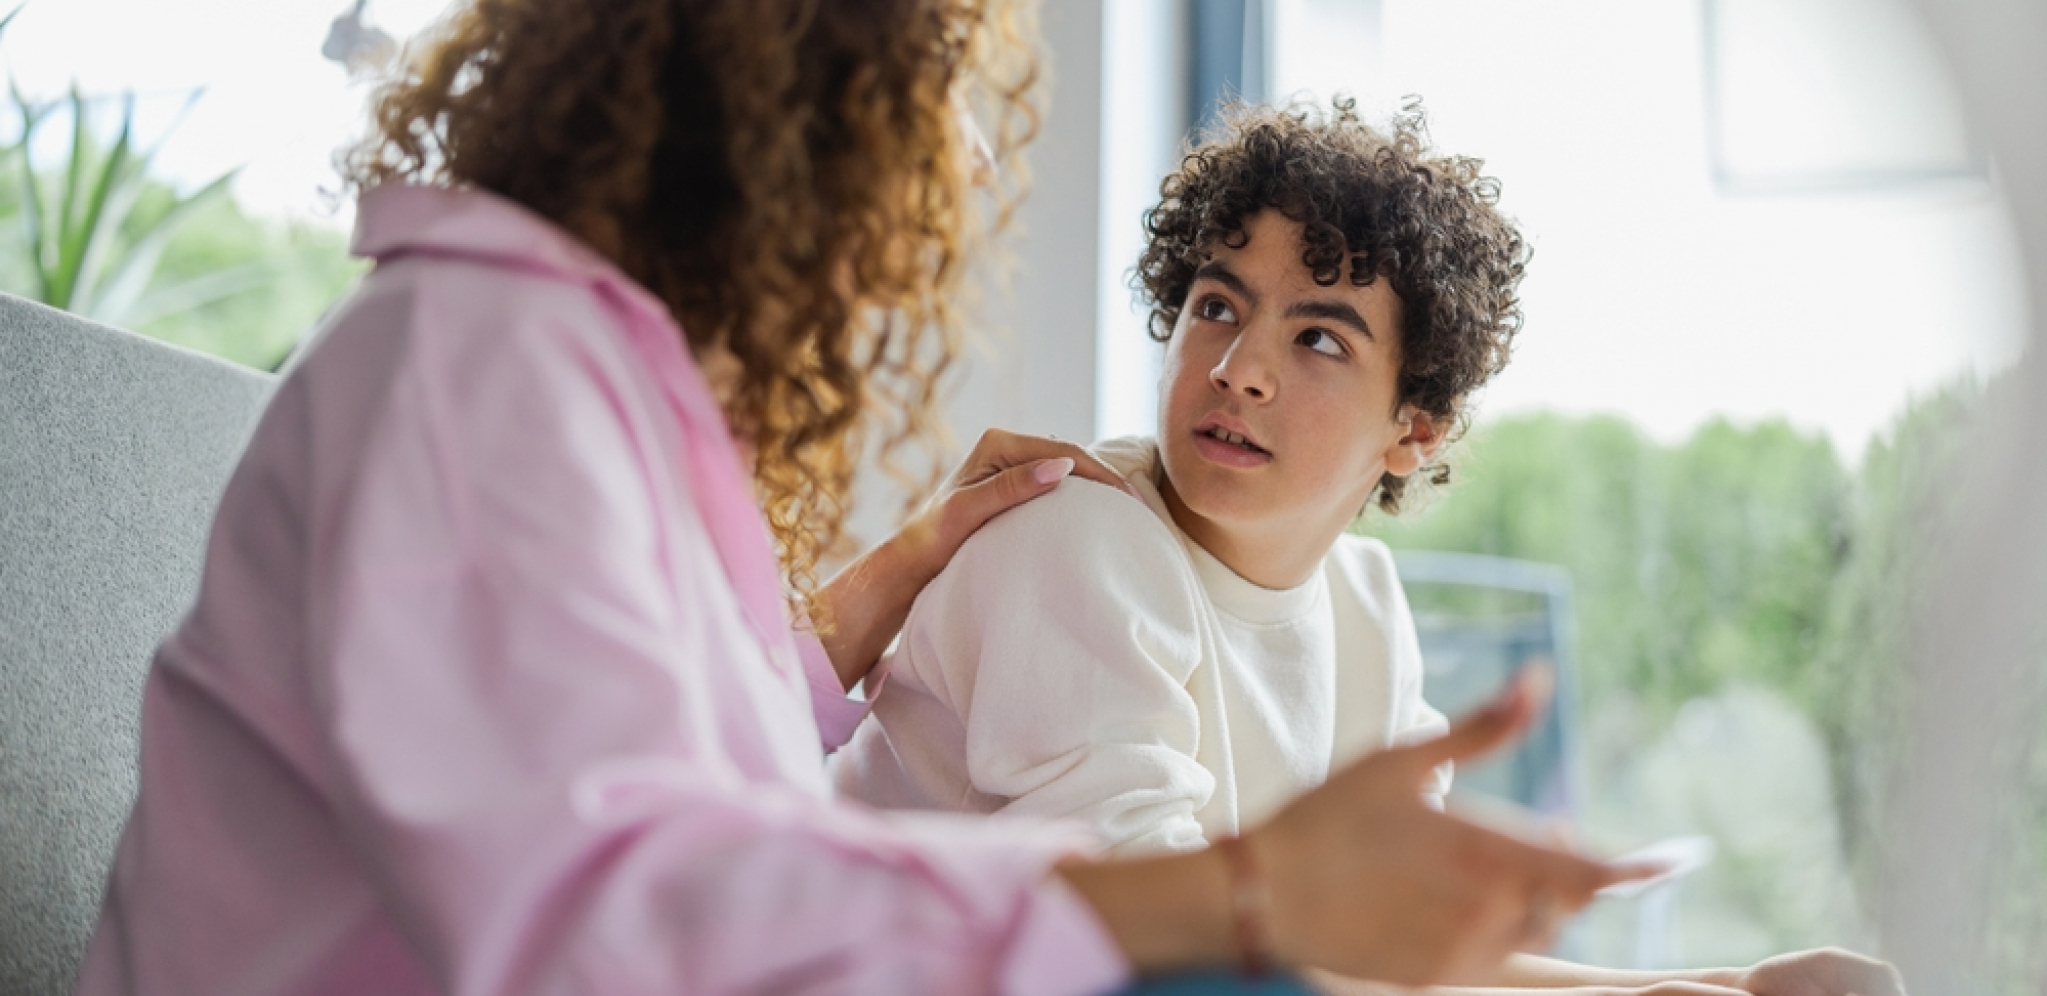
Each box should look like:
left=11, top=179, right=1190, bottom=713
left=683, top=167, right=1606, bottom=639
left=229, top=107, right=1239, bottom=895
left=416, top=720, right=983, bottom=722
left=796, top=630, right=875, bottom=752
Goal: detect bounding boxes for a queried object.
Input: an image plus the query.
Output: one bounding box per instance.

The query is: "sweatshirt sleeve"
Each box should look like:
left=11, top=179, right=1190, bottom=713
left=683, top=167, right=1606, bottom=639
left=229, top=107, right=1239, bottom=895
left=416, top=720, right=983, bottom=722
left=303, top=296, right=1130, bottom=996
left=892, top=480, right=1216, bottom=856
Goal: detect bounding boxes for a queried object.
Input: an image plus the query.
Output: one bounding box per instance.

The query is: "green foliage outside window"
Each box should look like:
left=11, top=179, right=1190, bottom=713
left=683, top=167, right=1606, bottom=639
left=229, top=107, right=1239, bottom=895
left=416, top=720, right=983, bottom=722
left=1371, top=412, right=1850, bottom=737
left=0, top=13, right=364, bottom=370
left=0, top=144, right=362, bottom=369
left=1366, top=382, right=2044, bottom=987
left=117, top=187, right=363, bottom=370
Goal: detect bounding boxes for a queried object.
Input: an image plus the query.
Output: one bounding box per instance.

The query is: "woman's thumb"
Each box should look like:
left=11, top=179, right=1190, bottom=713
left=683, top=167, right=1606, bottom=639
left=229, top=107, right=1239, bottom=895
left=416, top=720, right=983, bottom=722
left=1397, top=665, right=1551, bottom=776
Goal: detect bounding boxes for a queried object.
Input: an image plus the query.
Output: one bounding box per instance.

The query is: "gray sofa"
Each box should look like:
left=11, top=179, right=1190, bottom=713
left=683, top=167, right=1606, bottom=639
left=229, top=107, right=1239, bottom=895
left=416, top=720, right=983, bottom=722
left=0, top=294, right=275, bottom=995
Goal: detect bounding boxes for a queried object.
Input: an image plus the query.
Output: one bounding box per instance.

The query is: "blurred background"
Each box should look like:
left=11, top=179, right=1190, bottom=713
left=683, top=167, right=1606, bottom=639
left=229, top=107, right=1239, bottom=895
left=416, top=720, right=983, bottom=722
left=3, top=0, right=2038, bottom=987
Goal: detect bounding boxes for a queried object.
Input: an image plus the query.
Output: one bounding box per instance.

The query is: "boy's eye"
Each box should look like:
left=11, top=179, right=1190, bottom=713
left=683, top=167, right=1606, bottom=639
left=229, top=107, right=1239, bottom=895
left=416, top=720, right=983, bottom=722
left=1194, top=296, right=1237, bottom=324
left=1297, top=327, right=1345, bottom=357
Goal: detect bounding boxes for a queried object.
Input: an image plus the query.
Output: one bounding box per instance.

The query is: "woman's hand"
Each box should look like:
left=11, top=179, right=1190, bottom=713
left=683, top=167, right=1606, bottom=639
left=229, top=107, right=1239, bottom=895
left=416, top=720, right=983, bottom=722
left=893, top=428, right=1140, bottom=582
left=812, top=429, right=1137, bottom=691
left=1249, top=669, right=1650, bottom=985
left=1308, top=985, right=1750, bottom=996
left=1735, top=948, right=1906, bottom=996
left=1059, top=670, right=1660, bottom=986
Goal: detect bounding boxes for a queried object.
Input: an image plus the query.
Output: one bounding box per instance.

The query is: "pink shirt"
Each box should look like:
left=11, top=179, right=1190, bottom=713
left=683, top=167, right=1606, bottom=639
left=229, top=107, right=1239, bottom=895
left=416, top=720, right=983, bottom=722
left=76, top=185, right=1131, bottom=996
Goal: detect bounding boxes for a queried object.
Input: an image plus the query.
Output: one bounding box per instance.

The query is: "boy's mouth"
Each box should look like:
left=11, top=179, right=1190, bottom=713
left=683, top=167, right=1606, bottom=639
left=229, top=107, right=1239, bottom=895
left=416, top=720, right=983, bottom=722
left=1192, top=416, right=1273, bottom=467
left=1198, top=426, right=1270, bottom=455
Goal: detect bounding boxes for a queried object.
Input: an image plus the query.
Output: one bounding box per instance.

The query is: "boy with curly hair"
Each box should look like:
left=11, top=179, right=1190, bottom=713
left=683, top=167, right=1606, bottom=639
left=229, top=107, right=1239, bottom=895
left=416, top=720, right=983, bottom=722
left=837, top=98, right=1498, bottom=856
left=835, top=101, right=1903, bottom=995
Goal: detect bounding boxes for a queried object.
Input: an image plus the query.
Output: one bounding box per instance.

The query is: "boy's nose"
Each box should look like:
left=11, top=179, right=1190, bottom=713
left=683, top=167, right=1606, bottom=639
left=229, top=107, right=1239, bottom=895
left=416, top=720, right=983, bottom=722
left=1210, top=334, right=1277, bottom=401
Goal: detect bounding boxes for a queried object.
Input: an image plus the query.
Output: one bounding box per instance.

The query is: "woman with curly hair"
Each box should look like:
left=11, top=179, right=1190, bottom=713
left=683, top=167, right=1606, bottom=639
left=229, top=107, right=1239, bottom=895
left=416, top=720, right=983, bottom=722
left=75, top=4, right=1644, bottom=994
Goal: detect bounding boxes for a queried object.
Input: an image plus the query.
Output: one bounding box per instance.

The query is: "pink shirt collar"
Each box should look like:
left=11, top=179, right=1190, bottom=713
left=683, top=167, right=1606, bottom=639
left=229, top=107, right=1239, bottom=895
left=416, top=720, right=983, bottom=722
left=351, top=183, right=671, bottom=318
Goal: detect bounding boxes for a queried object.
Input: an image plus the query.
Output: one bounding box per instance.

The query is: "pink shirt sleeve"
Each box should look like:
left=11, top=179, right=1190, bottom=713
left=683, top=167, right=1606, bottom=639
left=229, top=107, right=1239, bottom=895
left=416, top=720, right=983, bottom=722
left=303, top=293, right=1130, bottom=995
left=797, top=629, right=879, bottom=752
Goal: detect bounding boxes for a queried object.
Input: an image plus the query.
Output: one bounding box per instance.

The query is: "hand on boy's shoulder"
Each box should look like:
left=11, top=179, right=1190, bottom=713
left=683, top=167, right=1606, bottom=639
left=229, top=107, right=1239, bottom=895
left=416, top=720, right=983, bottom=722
left=907, top=466, right=1204, bottom=652
left=897, top=455, right=1209, bottom=699
left=947, top=468, right=1180, bottom=571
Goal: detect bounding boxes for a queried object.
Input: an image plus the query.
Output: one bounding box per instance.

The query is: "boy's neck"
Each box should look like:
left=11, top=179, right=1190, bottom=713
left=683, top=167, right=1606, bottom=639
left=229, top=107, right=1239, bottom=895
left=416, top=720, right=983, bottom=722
left=1157, top=476, right=1346, bottom=591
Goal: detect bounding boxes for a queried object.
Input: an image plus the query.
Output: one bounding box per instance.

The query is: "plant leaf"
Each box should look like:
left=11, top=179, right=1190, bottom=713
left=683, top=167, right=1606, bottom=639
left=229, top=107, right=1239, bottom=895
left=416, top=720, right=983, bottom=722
left=111, top=260, right=270, bottom=328
left=49, top=86, right=92, bottom=305
left=58, top=91, right=136, bottom=314
left=10, top=78, right=51, bottom=301
left=125, top=88, right=205, bottom=181
left=83, top=166, right=238, bottom=321
left=68, top=88, right=210, bottom=313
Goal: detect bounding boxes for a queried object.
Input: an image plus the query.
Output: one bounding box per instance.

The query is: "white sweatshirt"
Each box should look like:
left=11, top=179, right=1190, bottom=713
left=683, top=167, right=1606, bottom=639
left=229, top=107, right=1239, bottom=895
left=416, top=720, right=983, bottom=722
left=834, top=437, right=1450, bottom=855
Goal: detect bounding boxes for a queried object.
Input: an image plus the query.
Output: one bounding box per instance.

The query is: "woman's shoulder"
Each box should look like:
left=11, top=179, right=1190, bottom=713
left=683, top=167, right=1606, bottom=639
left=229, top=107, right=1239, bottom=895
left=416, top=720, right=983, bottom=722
left=337, top=187, right=661, bottom=376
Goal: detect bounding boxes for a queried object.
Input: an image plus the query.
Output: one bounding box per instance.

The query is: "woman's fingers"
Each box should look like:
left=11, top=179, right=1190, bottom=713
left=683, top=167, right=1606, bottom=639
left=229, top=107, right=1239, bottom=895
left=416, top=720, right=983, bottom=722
left=945, top=457, right=1075, bottom=535
left=927, top=430, right=1141, bottom=547
left=958, top=429, right=1138, bottom=498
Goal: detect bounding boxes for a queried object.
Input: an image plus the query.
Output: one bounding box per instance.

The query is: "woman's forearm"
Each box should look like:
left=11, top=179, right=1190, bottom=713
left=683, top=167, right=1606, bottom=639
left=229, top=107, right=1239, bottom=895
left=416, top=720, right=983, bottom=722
left=1467, top=953, right=1744, bottom=989
left=812, top=526, right=943, bottom=691
left=1054, top=849, right=1236, bottom=976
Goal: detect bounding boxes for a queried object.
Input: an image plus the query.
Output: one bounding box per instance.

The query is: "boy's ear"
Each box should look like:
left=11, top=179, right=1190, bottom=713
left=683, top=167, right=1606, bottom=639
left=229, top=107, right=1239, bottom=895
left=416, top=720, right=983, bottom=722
left=1383, top=406, right=1446, bottom=478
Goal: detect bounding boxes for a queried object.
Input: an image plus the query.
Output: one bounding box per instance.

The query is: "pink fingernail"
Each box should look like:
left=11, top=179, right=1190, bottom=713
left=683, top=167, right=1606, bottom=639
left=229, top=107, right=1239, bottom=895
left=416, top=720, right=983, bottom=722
left=1033, top=457, right=1075, bottom=485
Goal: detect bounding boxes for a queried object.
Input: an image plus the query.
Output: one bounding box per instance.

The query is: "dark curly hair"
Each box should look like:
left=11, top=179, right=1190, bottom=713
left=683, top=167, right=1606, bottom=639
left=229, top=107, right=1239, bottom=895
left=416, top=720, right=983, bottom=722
left=343, top=0, right=1039, bottom=617
left=1135, top=98, right=1526, bottom=513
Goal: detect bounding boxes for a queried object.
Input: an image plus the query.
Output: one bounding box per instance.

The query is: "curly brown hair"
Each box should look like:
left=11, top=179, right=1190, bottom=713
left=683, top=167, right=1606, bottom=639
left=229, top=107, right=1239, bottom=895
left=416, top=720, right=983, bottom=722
left=1135, top=98, right=1527, bottom=514
left=343, top=0, right=1038, bottom=614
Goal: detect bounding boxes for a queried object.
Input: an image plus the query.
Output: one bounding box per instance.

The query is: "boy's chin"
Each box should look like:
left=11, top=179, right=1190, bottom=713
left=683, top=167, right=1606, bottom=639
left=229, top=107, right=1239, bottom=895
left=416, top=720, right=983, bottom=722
left=1162, top=475, right=1278, bottom=532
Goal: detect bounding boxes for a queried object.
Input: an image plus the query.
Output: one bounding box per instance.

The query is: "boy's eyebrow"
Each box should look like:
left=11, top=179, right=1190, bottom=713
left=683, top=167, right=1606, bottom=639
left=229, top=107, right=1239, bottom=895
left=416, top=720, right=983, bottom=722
left=1193, top=260, right=1377, bottom=341
left=1286, top=299, right=1376, bottom=341
left=1192, top=261, right=1258, bottom=308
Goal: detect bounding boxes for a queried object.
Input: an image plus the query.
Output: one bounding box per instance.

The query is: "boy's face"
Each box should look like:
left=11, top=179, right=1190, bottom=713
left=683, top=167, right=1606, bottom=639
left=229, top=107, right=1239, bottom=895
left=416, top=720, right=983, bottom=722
left=1155, top=210, right=1439, bottom=586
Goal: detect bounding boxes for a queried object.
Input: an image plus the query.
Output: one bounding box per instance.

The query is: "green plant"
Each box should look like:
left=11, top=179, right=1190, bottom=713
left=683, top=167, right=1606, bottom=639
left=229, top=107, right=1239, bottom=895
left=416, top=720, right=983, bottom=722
left=0, top=4, right=364, bottom=369
left=1365, top=413, right=1848, bottom=724
left=131, top=192, right=361, bottom=370
left=0, top=1, right=264, bottom=330
left=6, top=83, right=254, bottom=328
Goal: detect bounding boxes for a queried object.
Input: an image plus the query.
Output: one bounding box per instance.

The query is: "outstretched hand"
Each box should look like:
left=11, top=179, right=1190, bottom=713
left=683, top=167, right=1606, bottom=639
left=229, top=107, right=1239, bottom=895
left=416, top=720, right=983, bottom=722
left=1248, top=668, right=1664, bottom=985
left=1736, top=948, right=1907, bottom=996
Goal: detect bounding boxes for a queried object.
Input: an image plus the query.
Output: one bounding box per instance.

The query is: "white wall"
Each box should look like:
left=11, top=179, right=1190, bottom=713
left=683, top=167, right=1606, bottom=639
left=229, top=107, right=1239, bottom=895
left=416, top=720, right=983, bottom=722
left=1095, top=0, right=1191, bottom=441
left=948, top=2, right=1107, bottom=450
left=850, top=1, right=1153, bottom=545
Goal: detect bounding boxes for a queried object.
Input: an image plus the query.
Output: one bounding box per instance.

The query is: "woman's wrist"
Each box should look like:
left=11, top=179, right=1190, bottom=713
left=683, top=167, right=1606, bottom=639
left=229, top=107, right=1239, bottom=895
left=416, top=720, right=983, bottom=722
left=1054, top=848, right=1237, bottom=976
left=1213, top=834, right=1278, bottom=975
left=812, top=517, right=958, bottom=691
